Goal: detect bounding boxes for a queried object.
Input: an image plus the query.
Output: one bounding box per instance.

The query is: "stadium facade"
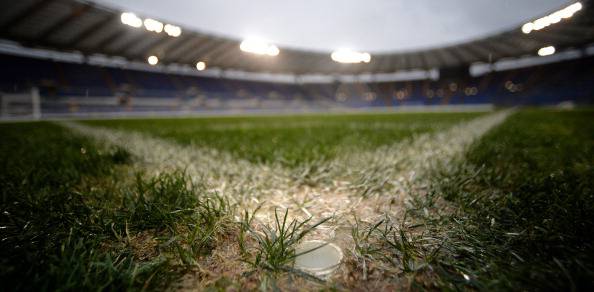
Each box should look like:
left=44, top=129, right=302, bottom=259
left=0, top=0, right=593, bottom=118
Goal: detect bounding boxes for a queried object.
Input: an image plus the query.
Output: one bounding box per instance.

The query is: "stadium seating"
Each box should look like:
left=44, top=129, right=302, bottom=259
left=1, top=53, right=593, bottom=115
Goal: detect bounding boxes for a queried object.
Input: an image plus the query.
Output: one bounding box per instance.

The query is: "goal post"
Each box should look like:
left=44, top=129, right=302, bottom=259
left=1, top=87, right=41, bottom=120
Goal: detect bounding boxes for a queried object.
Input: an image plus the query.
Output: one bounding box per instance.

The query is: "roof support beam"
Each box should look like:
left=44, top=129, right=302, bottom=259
left=176, top=38, right=226, bottom=63
left=111, top=32, right=151, bottom=56
left=447, top=46, right=476, bottom=64
left=299, top=55, right=319, bottom=74
left=479, top=38, right=518, bottom=59
left=286, top=54, right=319, bottom=75
left=436, top=49, right=459, bottom=67
left=467, top=42, right=500, bottom=62
left=140, top=34, right=183, bottom=57
left=0, top=0, right=57, bottom=32
left=208, top=42, right=242, bottom=65
left=66, top=14, right=118, bottom=47
left=460, top=43, right=491, bottom=62
left=400, top=54, right=410, bottom=71
left=217, top=48, right=247, bottom=69
left=406, top=53, right=420, bottom=70
left=298, top=55, right=327, bottom=75
left=197, top=41, right=238, bottom=64
left=341, top=64, right=356, bottom=75
left=543, top=24, right=594, bottom=39
left=233, top=49, right=275, bottom=72
left=36, top=2, right=93, bottom=42
left=386, top=56, right=397, bottom=72
left=376, top=55, right=393, bottom=73
left=227, top=55, right=252, bottom=72
left=504, top=35, right=542, bottom=53
left=209, top=45, right=241, bottom=67
left=95, top=27, right=127, bottom=53
left=165, top=36, right=200, bottom=59
left=128, top=34, right=169, bottom=57
left=530, top=30, right=582, bottom=45
left=167, top=36, right=207, bottom=61
left=419, top=51, right=432, bottom=69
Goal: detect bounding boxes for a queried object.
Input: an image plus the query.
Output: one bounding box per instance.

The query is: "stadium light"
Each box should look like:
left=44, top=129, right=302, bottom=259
left=121, top=12, right=181, bottom=37
left=196, top=61, right=206, bottom=71
left=522, top=2, right=582, bottom=34
left=164, top=24, right=182, bottom=37
left=121, top=12, right=142, bottom=28
left=240, top=39, right=279, bottom=56
left=144, top=18, right=163, bottom=33
left=331, top=49, right=371, bottom=64
left=521, top=23, right=534, bottom=34
left=538, top=46, right=556, bottom=56
left=147, top=55, right=159, bottom=65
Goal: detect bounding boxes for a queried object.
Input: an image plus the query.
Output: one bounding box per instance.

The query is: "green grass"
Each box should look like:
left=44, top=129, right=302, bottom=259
left=0, top=122, right=232, bottom=291
left=3, top=109, right=593, bottom=291
left=237, top=207, right=332, bottom=290
left=239, top=207, right=330, bottom=273
left=382, top=109, right=594, bottom=290
left=450, top=109, right=594, bottom=290
left=83, top=112, right=482, bottom=167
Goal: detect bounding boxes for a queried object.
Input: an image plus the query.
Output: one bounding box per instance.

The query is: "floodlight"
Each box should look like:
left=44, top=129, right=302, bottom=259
left=144, top=18, right=163, bottom=33
left=240, top=39, right=279, bottom=56
left=147, top=55, right=159, bottom=65
left=538, top=46, right=555, bottom=56
left=196, top=61, right=206, bottom=71
left=164, top=24, right=182, bottom=37
left=121, top=12, right=142, bottom=28
left=331, top=49, right=371, bottom=64
left=533, top=18, right=549, bottom=30
left=521, top=2, right=582, bottom=34
left=521, top=23, right=533, bottom=34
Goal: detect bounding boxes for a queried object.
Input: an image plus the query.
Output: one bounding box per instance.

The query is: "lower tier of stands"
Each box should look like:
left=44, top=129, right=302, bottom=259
left=1, top=53, right=593, bottom=116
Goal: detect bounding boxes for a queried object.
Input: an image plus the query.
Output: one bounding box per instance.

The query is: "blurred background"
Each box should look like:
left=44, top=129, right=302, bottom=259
left=0, top=0, right=592, bottom=119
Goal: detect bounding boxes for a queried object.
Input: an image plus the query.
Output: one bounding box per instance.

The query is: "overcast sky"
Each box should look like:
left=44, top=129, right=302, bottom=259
left=95, top=0, right=569, bottom=53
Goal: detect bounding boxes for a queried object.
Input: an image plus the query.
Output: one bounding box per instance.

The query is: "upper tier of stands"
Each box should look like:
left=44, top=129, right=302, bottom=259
left=1, top=53, right=593, bottom=115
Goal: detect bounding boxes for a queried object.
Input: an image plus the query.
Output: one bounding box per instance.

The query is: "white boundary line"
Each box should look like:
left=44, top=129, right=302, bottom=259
left=57, top=120, right=290, bottom=207
left=57, top=109, right=512, bottom=226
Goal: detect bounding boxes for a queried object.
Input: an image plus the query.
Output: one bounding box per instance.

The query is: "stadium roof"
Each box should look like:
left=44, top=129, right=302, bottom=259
left=1, top=0, right=593, bottom=75
left=95, top=0, right=570, bottom=53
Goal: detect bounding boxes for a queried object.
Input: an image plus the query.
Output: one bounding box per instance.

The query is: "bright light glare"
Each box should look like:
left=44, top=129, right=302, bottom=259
left=239, top=39, right=279, bottom=56
left=144, top=18, right=163, bottom=33
left=196, top=61, right=206, bottom=71
left=521, top=23, right=534, bottom=34
left=122, top=12, right=180, bottom=37
left=522, top=2, right=582, bottom=34
left=121, top=12, right=142, bottom=28
left=538, top=46, right=556, bottom=56
left=164, top=24, right=182, bottom=37
left=147, top=55, right=159, bottom=65
left=331, top=49, right=371, bottom=64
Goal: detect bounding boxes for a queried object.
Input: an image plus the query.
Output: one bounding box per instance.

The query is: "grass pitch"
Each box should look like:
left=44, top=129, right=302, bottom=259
left=1, top=109, right=593, bottom=291
left=83, top=112, right=481, bottom=167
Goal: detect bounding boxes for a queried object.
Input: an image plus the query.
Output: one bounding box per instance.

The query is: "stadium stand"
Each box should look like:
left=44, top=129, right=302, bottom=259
left=0, top=0, right=593, bottom=117
left=1, top=52, right=593, bottom=116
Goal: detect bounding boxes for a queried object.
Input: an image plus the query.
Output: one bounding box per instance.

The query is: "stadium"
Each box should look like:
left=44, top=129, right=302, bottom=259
left=0, top=0, right=593, bottom=290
